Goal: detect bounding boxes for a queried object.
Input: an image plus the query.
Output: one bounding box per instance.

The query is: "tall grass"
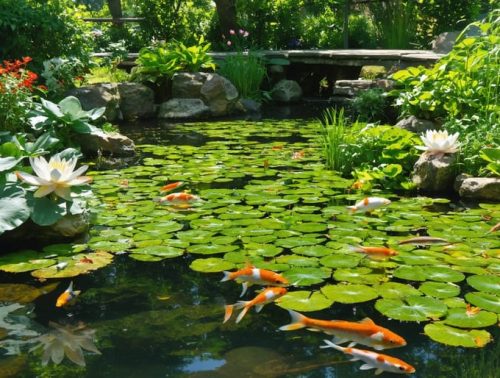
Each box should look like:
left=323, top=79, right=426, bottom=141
left=218, top=53, right=266, bottom=100
left=318, top=107, right=351, bottom=174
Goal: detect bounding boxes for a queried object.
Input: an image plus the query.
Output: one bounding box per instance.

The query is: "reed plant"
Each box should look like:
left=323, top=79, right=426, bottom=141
left=218, top=53, right=266, bottom=100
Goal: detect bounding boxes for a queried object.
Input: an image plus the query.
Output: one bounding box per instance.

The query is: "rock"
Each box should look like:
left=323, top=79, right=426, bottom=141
left=117, top=82, right=155, bottom=120
left=456, top=177, right=500, bottom=201
left=77, top=131, right=136, bottom=157
left=269, top=65, right=284, bottom=74
left=432, top=31, right=461, bottom=54
left=50, top=213, right=89, bottom=237
left=272, top=80, right=303, bottom=103
left=332, top=87, right=355, bottom=97
left=172, top=72, right=211, bottom=98
left=239, top=98, right=262, bottom=113
left=66, top=83, right=121, bottom=122
left=200, top=74, right=239, bottom=116
left=359, top=65, right=387, bottom=80
left=412, top=153, right=457, bottom=192
left=375, top=79, right=395, bottom=91
left=395, top=116, right=437, bottom=134
left=335, top=80, right=375, bottom=89
left=158, top=98, right=210, bottom=119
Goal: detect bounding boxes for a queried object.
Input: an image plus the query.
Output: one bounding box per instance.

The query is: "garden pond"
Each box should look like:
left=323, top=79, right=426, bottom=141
left=0, top=116, right=499, bottom=377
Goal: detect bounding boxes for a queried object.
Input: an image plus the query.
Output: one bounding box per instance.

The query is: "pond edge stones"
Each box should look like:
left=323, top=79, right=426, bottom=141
left=412, top=153, right=457, bottom=193
left=454, top=174, right=500, bottom=201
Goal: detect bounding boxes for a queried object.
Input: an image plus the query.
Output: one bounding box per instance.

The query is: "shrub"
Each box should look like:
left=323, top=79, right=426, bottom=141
left=351, top=89, right=389, bottom=123
left=218, top=53, right=266, bottom=100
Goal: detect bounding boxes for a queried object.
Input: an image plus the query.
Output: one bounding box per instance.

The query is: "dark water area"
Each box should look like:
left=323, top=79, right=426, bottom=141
left=1, top=114, right=499, bottom=377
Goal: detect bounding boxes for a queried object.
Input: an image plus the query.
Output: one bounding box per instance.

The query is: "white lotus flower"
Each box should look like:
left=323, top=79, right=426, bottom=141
left=16, top=156, right=91, bottom=200
left=415, top=130, right=460, bottom=156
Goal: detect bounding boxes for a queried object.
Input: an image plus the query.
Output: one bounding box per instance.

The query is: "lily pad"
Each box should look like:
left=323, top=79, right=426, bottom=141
left=31, top=252, right=114, bottom=279
left=423, top=266, right=465, bottom=283
left=283, top=267, right=331, bottom=286
left=333, top=268, right=387, bottom=285
left=320, top=254, right=363, bottom=269
left=419, top=282, right=460, bottom=299
left=321, top=284, right=378, bottom=303
left=244, top=243, right=283, bottom=257
left=375, top=282, right=422, bottom=299
left=187, top=244, right=238, bottom=255
left=375, top=296, right=447, bottom=321
left=392, top=265, right=427, bottom=281
left=0, top=259, right=56, bottom=273
left=424, top=323, right=492, bottom=347
left=465, top=292, right=500, bottom=314
left=130, top=246, right=184, bottom=258
left=190, top=258, right=235, bottom=273
left=276, top=255, right=319, bottom=267
left=276, top=290, right=333, bottom=312
left=0, top=283, right=59, bottom=303
left=467, top=275, right=500, bottom=295
left=292, top=245, right=335, bottom=257
left=443, top=308, right=498, bottom=328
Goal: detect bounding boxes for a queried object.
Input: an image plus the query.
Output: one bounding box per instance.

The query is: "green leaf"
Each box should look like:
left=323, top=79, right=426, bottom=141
left=467, top=275, right=500, bottom=295
left=375, top=282, right=422, bottom=299
left=375, top=296, right=447, bottom=321
left=30, top=197, right=66, bottom=226
left=276, top=290, right=333, bottom=312
left=190, top=258, right=235, bottom=273
left=465, top=292, right=500, bottom=314
left=443, top=308, right=498, bottom=329
left=0, top=186, right=30, bottom=235
left=321, top=284, right=379, bottom=303
left=0, top=157, right=22, bottom=172
left=419, top=282, right=460, bottom=298
left=424, top=323, right=492, bottom=348
left=283, top=267, right=331, bottom=286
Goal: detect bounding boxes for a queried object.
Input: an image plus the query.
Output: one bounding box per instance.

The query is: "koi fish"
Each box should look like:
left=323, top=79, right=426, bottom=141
left=157, top=192, right=201, bottom=207
left=224, top=287, right=287, bottom=323
left=221, top=266, right=289, bottom=297
left=347, top=197, right=391, bottom=213
left=279, top=310, right=406, bottom=350
left=56, top=281, right=81, bottom=308
left=79, top=256, right=93, bottom=264
left=160, top=181, right=184, bottom=192
left=398, top=236, right=451, bottom=246
left=291, top=150, right=305, bottom=160
left=320, top=340, right=415, bottom=375
left=487, top=222, right=500, bottom=234
left=349, top=245, right=398, bottom=260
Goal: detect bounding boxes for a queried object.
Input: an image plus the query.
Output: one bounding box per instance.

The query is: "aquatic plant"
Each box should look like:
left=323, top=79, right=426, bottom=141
left=415, top=130, right=460, bottom=156
left=218, top=53, right=267, bottom=100
left=16, top=155, right=91, bottom=201
left=30, top=322, right=101, bottom=367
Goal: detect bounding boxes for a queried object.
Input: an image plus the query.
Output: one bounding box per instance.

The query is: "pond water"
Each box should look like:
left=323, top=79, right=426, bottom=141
left=0, top=116, right=499, bottom=377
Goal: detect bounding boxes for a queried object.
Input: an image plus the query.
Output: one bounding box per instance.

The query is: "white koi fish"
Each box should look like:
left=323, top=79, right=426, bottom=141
left=347, top=197, right=391, bottom=213
left=321, top=340, right=415, bottom=375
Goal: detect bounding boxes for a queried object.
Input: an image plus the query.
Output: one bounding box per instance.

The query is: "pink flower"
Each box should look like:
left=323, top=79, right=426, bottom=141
left=229, top=29, right=235, bottom=35
left=227, top=41, right=232, bottom=46
left=239, top=29, right=244, bottom=35
left=243, top=31, right=249, bottom=37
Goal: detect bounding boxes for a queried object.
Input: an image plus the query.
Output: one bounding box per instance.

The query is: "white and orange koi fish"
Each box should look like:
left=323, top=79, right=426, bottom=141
left=221, top=266, right=289, bottom=297
left=279, top=310, right=406, bottom=350
left=224, top=287, right=287, bottom=323
left=347, top=197, right=391, bottom=213
left=157, top=192, right=201, bottom=207
left=349, top=245, right=398, bottom=260
left=160, top=181, right=184, bottom=192
left=321, top=340, right=415, bottom=375
left=56, top=281, right=81, bottom=308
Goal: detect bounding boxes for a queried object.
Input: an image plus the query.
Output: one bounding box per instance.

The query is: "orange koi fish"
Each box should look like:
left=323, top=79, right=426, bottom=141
left=291, top=150, right=305, bottom=160
left=279, top=310, right=406, bottom=350
left=321, top=340, right=415, bottom=375
left=221, top=266, right=289, bottom=297
left=158, top=192, right=201, bottom=207
left=160, top=181, right=184, bottom=192
left=224, top=287, right=287, bottom=323
left=55, top=281, right=81, bottom=308
left=347, top=197, right=391, bottom=213
left=349, top=245, right=398, bottom=260
left=398, top=236, right=450, bottom=246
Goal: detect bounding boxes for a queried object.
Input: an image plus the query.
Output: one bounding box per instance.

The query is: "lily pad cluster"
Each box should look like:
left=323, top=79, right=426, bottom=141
left=3, top=120, right=500, bottom=349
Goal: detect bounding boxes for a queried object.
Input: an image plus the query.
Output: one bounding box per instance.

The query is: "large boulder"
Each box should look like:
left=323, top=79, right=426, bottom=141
left=412, top=153, right=457, bottom=192
left=158, top=98, right=210, bottom=119
left=396, top=116, right=437, bottom=134
left=455, top=176, right=500, bottom=201
left=77, top=131, right=136, bottom=157
left=272, top=80, right=303, bottom=103
left=66, top=83, right=121, bottom=122
left=117, top=82, right=155, bottom=120
left=172, top=72, right=211, bottom=98
left=200, top=74, right=239, bottom=116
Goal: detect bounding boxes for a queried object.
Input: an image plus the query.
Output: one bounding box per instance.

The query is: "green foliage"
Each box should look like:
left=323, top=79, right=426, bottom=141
left=391, top=11, right=500, bottom=175
left=0, top=0, right=93, bottom=72
left=351, top=88, right=389, bottom=123
left=84, top=66, right=130, bottom=85
left=132, top=38, right=215, bottom=89
left=479, top=148, right=500, bottom=176
left=41, top=57, right=88, bottom=98
left=30, top=96, right=106, bottom=147
left=218, top=53, right=266, bottom=100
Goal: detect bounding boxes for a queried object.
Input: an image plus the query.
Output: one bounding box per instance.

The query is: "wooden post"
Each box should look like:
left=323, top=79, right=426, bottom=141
left=343, top=0, right=350, bottom=48
left=107, top=0, right=123, bottom=25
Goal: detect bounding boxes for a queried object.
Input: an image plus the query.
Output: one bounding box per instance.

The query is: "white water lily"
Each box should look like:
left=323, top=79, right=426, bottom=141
left=16, top=156, right=91, bottom=200
left=416, top=129, right=460, bottom=156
